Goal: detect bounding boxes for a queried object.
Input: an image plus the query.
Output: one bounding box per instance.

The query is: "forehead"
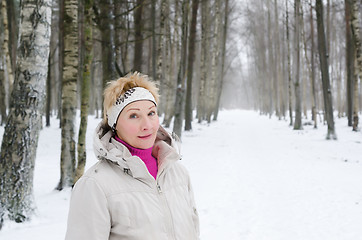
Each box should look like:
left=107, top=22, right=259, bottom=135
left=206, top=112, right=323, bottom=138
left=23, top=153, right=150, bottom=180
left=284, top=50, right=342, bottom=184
left=124, top=100, right=156, bottom=110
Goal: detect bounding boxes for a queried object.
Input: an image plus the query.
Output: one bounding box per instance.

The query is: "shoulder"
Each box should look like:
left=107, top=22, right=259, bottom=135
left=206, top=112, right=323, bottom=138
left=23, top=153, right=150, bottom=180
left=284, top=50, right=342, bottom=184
left=76, top=160, right=126, bottom=196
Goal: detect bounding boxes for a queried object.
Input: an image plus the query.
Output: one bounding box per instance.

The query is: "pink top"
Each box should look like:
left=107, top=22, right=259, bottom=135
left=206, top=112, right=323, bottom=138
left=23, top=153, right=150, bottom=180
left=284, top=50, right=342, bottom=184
left=114, top=135, right=158, bottom=180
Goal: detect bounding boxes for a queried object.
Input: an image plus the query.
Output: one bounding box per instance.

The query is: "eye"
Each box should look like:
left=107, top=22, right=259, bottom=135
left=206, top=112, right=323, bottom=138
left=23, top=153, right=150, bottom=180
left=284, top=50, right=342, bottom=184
left=148, top=111, right=156, bottom=116
left=129, top=113, right=138, bottom=119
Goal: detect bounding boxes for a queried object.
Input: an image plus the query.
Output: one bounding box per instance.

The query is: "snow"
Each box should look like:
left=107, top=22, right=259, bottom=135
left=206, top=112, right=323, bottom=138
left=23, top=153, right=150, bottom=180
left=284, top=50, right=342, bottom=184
left=0, top=110, right=362, bottom=240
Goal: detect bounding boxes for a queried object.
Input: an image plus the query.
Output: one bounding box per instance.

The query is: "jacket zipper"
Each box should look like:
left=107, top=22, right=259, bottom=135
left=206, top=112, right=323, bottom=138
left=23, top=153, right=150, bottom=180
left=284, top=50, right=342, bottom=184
left=156, top=182, right=176, bottom=240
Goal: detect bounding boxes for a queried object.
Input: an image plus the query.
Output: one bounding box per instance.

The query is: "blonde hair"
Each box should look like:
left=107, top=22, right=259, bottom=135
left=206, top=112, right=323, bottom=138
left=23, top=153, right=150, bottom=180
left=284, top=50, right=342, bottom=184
left=103, top=72, right=159, bottom=123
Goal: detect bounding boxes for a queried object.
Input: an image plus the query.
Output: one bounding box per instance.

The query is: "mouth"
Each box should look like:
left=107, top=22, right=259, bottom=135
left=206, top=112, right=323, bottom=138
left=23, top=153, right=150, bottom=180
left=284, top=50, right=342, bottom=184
left=138, top=134, right=152, bottom=139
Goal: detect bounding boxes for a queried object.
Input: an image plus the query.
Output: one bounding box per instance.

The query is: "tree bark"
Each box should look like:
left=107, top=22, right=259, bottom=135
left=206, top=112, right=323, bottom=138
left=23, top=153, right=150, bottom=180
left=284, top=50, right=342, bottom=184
left=96, top=0, right=117, bottom=90
left=0, top=0, right=52, bottom=225
left=316, top=0, right=336, bottom=139
left=184, top=0, right=199, bottom=131
left=310, top=1, right=317, bottom=128
left=286, top=0, right=293, bottom=126
left=207, top=0, right=221, bottom=122
left=57, top=0, right=78, bottom=190
left=197, top=0, right=210, bottom=123
left=5, top=0, right=18, bottom=78
left=173, top=0, right=189, bottom=137
left=75, top=0, right=93, bottom=184
left=293, top=0, right=303, bottom=130
left=0, top=55, right=6, bottom=125
left=1, top=0, right=14, bottom=96
left=350, top=0, right=361, bottom=131
left=133, top=0, right=144, bottom=71
left=213, top=0, right=229, bottom=121
left=344, top=0, right=354, bottom=127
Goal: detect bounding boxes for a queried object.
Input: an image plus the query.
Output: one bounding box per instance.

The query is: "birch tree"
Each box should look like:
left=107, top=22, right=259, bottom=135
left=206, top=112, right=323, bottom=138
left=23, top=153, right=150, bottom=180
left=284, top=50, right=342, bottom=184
left=293, top=0, right=303, bottom=130
left=184, top=0, right=199, bottom=131
left=316, top=0, right=336, bottom=139
left=133, top=0, right=144, bottom=72
left=350, top=0, right=361, bottom=131
left=173, top=0, right=189, bottom=137
left=286, top=0, right=293, bottom=126
left=1, top=0, right=14, bottom=94
left=57, top=0, right=78, bottom=190
left=344, top=0, right=355, bottom=127
left=197, top=0, right=210, bottom=123
left=0, top=0, right=52, bottom=226
left=75, top=0, right=93, bottom=184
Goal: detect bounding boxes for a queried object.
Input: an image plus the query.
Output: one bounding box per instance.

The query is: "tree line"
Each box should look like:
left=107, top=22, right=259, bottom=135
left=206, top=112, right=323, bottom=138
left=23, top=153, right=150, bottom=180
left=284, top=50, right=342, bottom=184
left=238, top=0, right=361, bottom=138
left=0, top=0, right=231, bottom=228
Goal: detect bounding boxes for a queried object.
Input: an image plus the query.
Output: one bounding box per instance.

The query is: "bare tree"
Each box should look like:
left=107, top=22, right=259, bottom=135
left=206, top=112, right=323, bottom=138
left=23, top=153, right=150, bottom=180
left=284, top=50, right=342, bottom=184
left=184, top=0, right=199, bottom=131
left=75, top=0, right=93, bottom=184
left=1, top=0, right=14, bottom=96
left=0, top=0, right=52, bottom=226
left=197, top=0, right=210, bottom=123
left=350, top=0, right=361, bottom=131
left=57, top=0, right=79, bottom=190
left=173, top=0, right=189, bottom=137
left=316, top=0, right=336, bottom=139
left=293, top=0, right=303, bottom=130
left=344, top=0, right=355, bottom=127
left=133, top=0, right=144, bottom=71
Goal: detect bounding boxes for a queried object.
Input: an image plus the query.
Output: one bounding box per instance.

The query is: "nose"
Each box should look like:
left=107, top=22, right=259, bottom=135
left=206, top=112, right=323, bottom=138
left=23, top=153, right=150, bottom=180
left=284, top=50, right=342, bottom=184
left=141, top=116, right=153, bottom=131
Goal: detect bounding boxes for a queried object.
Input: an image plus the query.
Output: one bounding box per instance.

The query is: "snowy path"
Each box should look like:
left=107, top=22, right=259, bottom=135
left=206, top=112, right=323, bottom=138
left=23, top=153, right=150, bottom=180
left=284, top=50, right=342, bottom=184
left=181, top=110, right=362, bottom=240
left=0, top=110, right=362, bottom=239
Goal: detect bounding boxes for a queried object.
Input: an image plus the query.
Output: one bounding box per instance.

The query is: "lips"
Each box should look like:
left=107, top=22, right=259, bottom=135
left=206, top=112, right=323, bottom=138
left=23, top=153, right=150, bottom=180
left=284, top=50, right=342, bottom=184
left=138, top=134, right=152, bottom=139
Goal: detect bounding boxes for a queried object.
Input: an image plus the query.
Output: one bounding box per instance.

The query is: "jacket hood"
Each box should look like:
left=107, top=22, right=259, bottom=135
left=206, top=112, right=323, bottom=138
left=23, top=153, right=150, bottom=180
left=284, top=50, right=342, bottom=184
left=93, top=121, right=181, bottom=171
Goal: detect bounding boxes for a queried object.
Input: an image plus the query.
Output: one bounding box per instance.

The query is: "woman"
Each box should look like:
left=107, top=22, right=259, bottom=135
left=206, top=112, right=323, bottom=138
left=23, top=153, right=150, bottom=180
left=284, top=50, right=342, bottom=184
left=65, top=72, right=199, bottom=240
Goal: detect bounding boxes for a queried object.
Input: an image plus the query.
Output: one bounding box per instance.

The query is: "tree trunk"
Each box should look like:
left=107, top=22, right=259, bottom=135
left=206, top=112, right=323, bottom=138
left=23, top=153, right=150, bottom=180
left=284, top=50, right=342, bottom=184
left=173, top=0, right=189, bottom=137
left=133, top=0, right=144, bottom=71
left=286, top=0, right=293, bottom=126
left=75, top=0, right=93, bottom=184
left=316, top=0, right=336, bottom=139
left=293, top=0, right=303, bottom=130
left=213, top=0, right=229, bottom=121
left=0, top=55, right=6, bottom=125
left=310, top=1, right=317, bottom=128
left=350, top=0, right=361, bottom=131
left=163, top=0, right=176, bottom=127
left=57, top=0, right=78, bottom=190
left=267, top=0, right=274, bottom=117
left=184, top=0, right=199, bottom=131
left=1, top=0, right=14, bottom=96
left=344, top=0, right=354, bottom=127
left=207, top=0, right=221, bottom=123
left=151, top=0, right=156, bottom=80
left=58, top=0, right=64, bottom=124
left=0, top=0, right=52, bottom=226
left=96, top=0, right=117, bottom=90
left=273, top=0, right=281, bottom=120
left=156, top=0, right=167, bottom=115
left=197, top=0, right=210, bottom=123
left=46, top=55, right=51, bottom=127
left=5, top=0, right=18, bottom=79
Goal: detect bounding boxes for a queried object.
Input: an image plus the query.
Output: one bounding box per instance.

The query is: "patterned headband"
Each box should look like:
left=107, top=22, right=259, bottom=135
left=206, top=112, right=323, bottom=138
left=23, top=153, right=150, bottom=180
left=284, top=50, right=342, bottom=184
left=107, top=87, right=157, bottom=129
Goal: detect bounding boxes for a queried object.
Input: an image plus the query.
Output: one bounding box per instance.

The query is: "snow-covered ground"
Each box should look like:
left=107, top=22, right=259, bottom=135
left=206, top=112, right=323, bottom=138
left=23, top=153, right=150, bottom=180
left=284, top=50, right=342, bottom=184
left=0, top=110, right=362, bottom=240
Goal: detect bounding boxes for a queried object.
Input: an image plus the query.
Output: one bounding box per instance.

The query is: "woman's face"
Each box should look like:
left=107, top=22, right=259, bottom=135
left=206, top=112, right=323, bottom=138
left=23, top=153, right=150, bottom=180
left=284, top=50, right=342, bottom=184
left=115, top=100, right=159, bottom=149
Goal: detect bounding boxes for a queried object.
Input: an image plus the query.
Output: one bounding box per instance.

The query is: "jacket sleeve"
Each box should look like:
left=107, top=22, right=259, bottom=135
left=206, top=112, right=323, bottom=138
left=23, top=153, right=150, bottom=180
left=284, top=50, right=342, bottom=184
left=65, top=176, right=111, bottom=240
left=188, top=176, right=200, bottom=239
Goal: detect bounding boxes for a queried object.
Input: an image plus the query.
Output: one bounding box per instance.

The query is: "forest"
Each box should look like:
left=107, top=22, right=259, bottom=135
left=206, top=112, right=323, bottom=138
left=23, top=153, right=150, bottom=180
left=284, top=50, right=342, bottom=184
left=0, top=0, right=361, bottom=230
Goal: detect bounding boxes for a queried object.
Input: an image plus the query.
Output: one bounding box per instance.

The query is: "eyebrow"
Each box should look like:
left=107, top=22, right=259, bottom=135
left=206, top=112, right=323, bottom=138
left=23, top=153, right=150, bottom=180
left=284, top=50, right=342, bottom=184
left=126, top=105, right=156, bottom=112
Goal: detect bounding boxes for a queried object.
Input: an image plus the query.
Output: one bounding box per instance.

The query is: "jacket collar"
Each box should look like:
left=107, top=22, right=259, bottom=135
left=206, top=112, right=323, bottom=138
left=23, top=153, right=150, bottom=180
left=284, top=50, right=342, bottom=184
left=93, top=121, right=181, bottom=181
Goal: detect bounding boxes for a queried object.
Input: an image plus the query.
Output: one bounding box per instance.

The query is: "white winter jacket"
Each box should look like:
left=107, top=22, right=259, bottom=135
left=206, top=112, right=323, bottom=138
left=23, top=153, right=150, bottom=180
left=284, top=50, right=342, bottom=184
left=65, top=122, right=199, bottom=240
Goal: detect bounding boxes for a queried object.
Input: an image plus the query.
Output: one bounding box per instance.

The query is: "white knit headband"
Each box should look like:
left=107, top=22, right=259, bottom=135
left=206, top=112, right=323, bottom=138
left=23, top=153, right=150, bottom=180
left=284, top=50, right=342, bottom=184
left=107, top=87, right=157, bottom=129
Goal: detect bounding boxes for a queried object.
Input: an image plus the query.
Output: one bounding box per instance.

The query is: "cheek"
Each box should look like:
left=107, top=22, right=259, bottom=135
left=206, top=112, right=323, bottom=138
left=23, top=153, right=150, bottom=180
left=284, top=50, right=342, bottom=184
left=153, top=117, right=160, bottom=129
